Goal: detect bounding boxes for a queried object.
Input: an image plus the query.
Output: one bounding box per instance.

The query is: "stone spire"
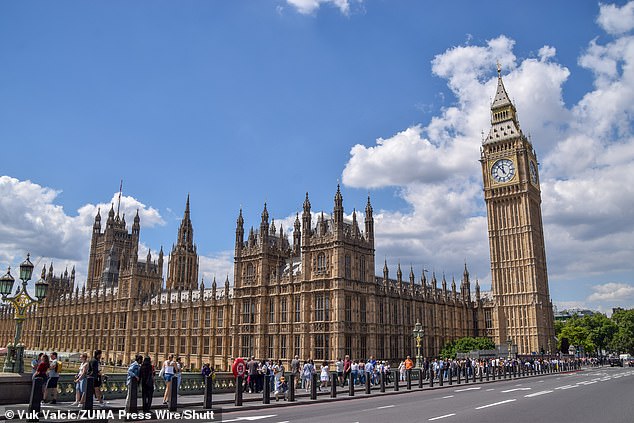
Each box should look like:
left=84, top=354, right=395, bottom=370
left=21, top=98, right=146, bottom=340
left=484, top=64, right=524, bottom=144
left=365, top=195, right=374, bottom=241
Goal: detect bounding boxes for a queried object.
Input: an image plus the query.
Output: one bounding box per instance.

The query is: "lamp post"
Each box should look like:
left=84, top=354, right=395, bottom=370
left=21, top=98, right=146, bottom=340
left=0, top=254, right=49, bottom=373
left=506, top=338, right=513, bottom=361
left=413, top=321, right=424, bottom=368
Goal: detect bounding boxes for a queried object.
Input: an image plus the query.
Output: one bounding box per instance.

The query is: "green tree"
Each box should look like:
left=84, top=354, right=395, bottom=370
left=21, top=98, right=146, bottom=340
left=439, top=337, right=495, bottom=359
left=609, top=308, right=634, bottom=355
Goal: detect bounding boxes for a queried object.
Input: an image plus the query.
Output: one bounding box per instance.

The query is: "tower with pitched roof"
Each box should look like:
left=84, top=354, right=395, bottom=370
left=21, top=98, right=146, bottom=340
left=480, top=65, right=556, bottom=354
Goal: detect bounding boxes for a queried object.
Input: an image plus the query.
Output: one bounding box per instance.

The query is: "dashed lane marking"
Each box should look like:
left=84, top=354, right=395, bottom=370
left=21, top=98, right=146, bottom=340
left=455, top=387, right=481, bottom=392
left=555, top=385, right=576, bottom=390
left=486, top=388, right=495, bottom=391
left=376, top=405, right=395, bottom=410
left=223, top=416, right=277, bottom=422
left=475, top=399, right=516, bottom=410
left=441, top=395, right=454, bottom=398
left=525, top=390, right=553, bottom=398
left=429, top=414, right=456, bottom=421
left=501, top=388, right=531, bottom=393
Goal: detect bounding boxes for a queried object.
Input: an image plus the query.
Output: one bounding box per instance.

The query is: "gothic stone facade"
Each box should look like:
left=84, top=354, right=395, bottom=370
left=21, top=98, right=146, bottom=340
left=0, top=190, right=488, bottom=369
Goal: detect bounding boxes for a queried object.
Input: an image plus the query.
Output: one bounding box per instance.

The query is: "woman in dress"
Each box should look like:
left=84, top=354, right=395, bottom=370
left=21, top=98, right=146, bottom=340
left=319, top=361, right=329, bottom=391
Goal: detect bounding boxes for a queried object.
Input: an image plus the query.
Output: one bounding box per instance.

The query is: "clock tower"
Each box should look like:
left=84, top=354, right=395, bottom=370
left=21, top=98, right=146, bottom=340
left=481, top=66, right=555, bottom=355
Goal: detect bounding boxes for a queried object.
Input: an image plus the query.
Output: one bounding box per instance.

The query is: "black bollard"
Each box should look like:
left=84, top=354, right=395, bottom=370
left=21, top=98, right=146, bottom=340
left=311, top=373, right=318, bottom=400
left=365, top=372, right=371, bottom=394
left=83, top=376, right=94, bottom=410
left=448, top=369, right=453, bottom=385
left=203, top=375, right=213, bottom=409
left=348, top=374, right=354, bottom=396
left=486, top=366, right=490, bottom=382
left=235, top=376, right=243, bottom=406
left=465, top=369, right=469, bottom=384
left=169, top=378, right=178, bottom=412
left=380, top=371, right=385, bottom=392
left=126, top=377, right=139, bottom=413
left=492, top=367, right=496, bottom=381
left=418, top=369, right=423, bottom=389
left=407, top=369, right=412, bottom=390
left=330, top=372, right=337, bottom=398
left=263, top=375, right=270, bottom=404
left=513, top=365, right=517, bottom=378
left=29, top=377, right=44, bottom=415
left=457, top=369, right=461, bottom=384
left=289, top=374, right=295, bottom=402
left=439, top=370, right=443, bottom=387
left=503, top=366, right=507, bottom=379
left=393, top=371, right=399, bottom=391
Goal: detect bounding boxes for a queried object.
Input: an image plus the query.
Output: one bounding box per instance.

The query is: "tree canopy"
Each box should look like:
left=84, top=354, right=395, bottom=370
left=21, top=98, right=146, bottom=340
left=439, top=337, right=495, bottom=359
left=555, top=309, right=632, bottom=355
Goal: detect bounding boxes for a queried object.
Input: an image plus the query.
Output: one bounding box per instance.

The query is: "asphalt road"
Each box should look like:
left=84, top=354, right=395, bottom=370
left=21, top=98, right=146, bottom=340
left=219, top=367, right=634, bottom=423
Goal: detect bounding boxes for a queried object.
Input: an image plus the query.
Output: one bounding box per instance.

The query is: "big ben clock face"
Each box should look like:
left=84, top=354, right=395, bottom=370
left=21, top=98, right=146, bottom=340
left=491, top=159, right=515, bottom=183
left=529, top=161, right=538, bottom=184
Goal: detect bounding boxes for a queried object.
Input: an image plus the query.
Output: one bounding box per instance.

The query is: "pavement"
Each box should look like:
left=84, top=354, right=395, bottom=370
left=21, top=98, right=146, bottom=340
left=2, top=366, right=631, bottom=422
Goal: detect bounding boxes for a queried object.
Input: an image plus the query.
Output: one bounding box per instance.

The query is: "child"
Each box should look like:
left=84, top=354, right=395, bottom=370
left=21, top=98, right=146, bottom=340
left=275, top=376, right=288, bottom=401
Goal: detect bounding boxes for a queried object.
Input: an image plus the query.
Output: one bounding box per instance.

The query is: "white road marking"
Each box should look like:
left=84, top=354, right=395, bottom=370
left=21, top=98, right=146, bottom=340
left=376, top=405, right=395, bottom=410
left=429, top=414, right=456, bottom=421
left=525, top=390, right=553, bottom=398
left=537, top=380, right=544, bottom=383
left=455, top=387, right=481, bottom=392
left=223, top=416, right=277, bottom=422
left=475, top=399, right=516, bottom=410
left=441, top=395, right=454, bottom=398
left=555, top=385, right=576, bottom=390
left=486, top=388, right=495, bottom=391
left=501, top=388, right=531, bottom=393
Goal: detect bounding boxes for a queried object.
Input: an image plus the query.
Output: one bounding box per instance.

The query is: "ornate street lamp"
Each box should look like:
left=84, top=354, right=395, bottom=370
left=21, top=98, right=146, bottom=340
left=507, top=337, right=513, bottom=361
left=1, top=254, right=49, bottom=373
left=413, top=321, right=424, bottom=368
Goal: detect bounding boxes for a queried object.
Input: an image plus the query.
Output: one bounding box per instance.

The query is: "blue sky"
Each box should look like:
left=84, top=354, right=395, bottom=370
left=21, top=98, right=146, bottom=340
left=1, top=0, right=633, bottom=313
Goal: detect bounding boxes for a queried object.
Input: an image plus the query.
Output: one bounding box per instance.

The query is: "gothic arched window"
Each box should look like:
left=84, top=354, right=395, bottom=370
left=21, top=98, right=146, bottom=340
left=317, top=253, right=326, bottom=272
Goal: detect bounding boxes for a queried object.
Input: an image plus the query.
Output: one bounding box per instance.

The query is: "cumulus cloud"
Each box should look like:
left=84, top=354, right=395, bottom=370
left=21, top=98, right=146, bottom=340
left=199, top=251, right=235, bottom=286
left=286, top=0, right=355, bottom=15
left=341, top=4, right=634, bottom=301
left=0, top=176, right=165, bottom=286
left=587, top=282, right=634, bottom=302
left=597, top=1, right=634, bottom=35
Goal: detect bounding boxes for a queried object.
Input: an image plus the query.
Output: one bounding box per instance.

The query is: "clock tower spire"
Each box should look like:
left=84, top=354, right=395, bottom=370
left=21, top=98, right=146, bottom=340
left=481, top=66, right=555, bottom=355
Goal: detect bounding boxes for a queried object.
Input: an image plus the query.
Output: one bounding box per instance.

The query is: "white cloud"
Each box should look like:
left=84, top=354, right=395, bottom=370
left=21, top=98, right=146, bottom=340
left=286, top=0, right=354, bottom=15
left=597, top=1, right=634, bottom=35
left=587, top=282, right=634, bottom=302
left=199, top=251, right=234, bottom=287
left=341, top=5, right=634, bottom=301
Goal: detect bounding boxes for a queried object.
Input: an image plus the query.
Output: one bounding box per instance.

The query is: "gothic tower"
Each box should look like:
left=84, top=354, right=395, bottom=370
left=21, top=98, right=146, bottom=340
left=166, top=195, right=199, bottom=290
left=480, top=66, right=555, bottom=354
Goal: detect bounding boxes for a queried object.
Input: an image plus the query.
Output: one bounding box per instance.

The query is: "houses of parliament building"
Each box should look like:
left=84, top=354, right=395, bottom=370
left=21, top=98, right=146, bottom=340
left=0, top=71, right=556, bottom=370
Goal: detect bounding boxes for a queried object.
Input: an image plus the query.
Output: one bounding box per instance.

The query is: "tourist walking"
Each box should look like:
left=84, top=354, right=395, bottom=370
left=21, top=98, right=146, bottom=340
left=301, top=360, right=313, bottom=392
left=126, top=355, right=142, bottom=406
left=161, top=354, right=175, bottom=404
left=139, top=357, right=154, bottom=413
left=320, top=361, right=329, bottom=391
left=72, top=353, right=88, bottom=406
left=290, top=355, right=300, bottom=389
left=87, top=350, right=105, bottom=407
left=44, top=352, right=60, bottom=404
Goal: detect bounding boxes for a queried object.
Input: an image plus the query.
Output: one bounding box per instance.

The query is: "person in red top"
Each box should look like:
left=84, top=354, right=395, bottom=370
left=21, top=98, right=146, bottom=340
left=34, top=354, right=50, bottom=379
left=343, top=355, right=352, bottom=386
left=33, top=354, right=50, bottom=398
